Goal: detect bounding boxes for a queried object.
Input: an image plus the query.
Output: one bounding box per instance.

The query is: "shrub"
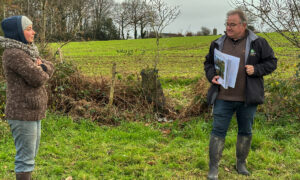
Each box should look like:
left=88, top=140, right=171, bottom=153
left=185, top=32, right=193, bottom=37
left=196, top=31, right=203, bottom=36
left=201, top=27, right=211, bottom=36
left=260, top=77, right=300, bottom=121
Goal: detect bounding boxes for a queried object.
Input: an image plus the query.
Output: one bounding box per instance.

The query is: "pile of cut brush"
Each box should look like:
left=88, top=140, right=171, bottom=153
left=47, top=60, right=153, bottom=124
left=46, top=59, right=211, bottom=124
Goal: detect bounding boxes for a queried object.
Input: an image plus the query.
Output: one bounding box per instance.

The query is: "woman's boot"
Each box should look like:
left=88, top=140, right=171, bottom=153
left=16, top=172, right=31, bottom=180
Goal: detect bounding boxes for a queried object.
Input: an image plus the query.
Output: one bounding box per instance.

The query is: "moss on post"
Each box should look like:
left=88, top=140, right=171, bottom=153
left=140, top=68, right=165, bottom=113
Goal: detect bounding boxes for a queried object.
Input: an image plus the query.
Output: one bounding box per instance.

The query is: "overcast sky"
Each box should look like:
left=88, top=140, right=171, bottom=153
left=115, top=0, right=234, bottom=35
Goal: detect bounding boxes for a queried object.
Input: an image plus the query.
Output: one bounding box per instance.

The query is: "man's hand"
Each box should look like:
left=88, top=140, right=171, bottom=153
left=245, top=65, right=254, bottom=75
left=212, top=75, right=220, bottom=85
left=36, top=59, right=42, bottom=66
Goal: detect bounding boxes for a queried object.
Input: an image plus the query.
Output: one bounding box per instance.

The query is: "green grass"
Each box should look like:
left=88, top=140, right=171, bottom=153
left=50, top=36, right=217, bottom=78
left=50, top=34, right=300, bottom=80
left=49, top=35, right=300, bottom=106
left=0, top=113, right=299, bottom=179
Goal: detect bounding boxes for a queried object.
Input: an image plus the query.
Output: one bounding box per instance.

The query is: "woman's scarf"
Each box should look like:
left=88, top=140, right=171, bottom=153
left=0, top=36, right=39, bottom=62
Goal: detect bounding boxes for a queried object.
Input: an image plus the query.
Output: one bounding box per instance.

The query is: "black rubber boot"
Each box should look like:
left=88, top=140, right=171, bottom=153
left=207, top=134, right=225, bottom=180
left=16, top=172, right=31, bottom=180
left=236, top=135, right=252, bottom=175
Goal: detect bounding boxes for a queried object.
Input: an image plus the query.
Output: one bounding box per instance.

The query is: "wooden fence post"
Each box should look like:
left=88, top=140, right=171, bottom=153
left=58, top=48, right=63, bottom=63
left=108, top=63, right=117, bottom=108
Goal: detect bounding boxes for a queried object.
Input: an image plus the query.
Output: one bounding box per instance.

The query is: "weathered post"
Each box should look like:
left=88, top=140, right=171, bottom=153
left=140, top=68, right=165, bottom=112
left=108, top=63, right=117, bottom=108
left=58, top=48, right=63, bottom=63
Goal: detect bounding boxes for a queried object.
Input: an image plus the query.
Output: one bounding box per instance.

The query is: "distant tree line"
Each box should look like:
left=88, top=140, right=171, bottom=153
left=185, top=27, right=217, bottom=37
left=0, top=0, right=181, bottom=42
left=0, top=0, right=121, bottom=42
left=0, top=0, right=267, bottom=43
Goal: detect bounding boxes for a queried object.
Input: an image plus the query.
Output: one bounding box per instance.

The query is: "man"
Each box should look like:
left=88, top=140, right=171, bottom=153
left=204, top=9, right=277, bottom=180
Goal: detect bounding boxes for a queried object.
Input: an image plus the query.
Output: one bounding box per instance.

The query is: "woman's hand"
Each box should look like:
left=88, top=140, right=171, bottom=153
left=36, top=59, right=42, bottom=66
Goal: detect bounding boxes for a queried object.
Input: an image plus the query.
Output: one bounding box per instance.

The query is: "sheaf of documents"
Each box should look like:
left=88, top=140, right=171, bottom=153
left=214, top=49, right=240, bottom=89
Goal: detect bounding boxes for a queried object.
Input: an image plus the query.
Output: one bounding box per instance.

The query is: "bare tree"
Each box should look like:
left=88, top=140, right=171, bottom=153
left=0, top=0, right=13, bottom=18
left=139, top=0, right=180, bottom=114
left=139, top=0, right=151, bottom=39
left=92, top=0, right=114, bottom=38
left=236, top=5, right=257, bottom=31
left=127, top=0, right=143, bottom=39
left=231, top=0, right=300, bottom=48
left=148, top=0, right=180, bottom=68
left=213, top=28, right=217, bottom=35
left=114, top=2, right=130, bottom=39
left=67, top=0, right=90, bottom=35
left=0, top=0, right=118, bottom=41
left=40, top=0, right=48, bottom=48
left=121, top=0, right=151, bottom=39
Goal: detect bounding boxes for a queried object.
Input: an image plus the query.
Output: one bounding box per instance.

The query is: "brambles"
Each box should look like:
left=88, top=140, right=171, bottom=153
left=48, top=61, right=149, bottom=124
left=260, top=78, right=300, bottom=121
left=45, top=57, right=182, bottom=124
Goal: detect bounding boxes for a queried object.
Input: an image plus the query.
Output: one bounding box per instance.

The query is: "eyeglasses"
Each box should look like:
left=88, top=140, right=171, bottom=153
left=224, top=23, right=241, bottom=28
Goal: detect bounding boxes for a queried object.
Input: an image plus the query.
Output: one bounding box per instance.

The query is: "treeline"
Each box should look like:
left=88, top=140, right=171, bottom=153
left=0, top=0, right=182, bottom=42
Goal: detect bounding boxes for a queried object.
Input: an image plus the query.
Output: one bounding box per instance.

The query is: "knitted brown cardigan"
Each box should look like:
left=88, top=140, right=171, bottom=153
left=2, top=48, right=54, bottom=121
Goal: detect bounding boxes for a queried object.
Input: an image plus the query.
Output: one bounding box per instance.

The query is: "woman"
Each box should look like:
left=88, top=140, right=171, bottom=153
left=1, top=16, right=54, bottom=179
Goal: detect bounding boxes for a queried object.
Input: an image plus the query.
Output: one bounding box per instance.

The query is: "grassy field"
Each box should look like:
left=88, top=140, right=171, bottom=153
left=50, top=34, right=299, bottom=105
left=50, top=36, right=214, bottom=79
left=0, top=113, right=299, bottom=179
left=0, top=34, right=299, bottom=179
left=50, top=34, right=299, bottom=79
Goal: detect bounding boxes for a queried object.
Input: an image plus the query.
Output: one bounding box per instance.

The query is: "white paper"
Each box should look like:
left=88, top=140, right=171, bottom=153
left=214, top=49, right=240, bottom=89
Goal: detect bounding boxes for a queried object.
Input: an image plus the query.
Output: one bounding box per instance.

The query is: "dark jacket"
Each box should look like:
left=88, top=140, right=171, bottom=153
left=2, top=48, right=54, bottom=121
left=204, top=30, right=277, bottom=105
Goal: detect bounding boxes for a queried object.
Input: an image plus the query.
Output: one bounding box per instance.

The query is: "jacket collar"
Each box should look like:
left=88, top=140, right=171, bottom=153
left=215, top=29, right=258, bottom=51
left=247, top=30, right=258, bottom=41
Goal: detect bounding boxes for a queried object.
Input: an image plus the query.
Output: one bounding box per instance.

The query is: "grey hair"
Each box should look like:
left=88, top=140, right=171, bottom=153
left=226, top=9, right=248, bottom=24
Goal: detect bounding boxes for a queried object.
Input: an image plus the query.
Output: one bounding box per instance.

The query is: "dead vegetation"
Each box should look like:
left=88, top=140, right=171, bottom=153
left=179, top=77, right=211, bottom=121
left=45, top=58, right=211, bottom=124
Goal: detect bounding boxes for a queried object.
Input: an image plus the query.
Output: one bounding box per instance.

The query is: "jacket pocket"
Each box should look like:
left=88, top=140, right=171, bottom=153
left=207, top=84, right=219, bottom=105
left=246, top=77, right=264, bottom=104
